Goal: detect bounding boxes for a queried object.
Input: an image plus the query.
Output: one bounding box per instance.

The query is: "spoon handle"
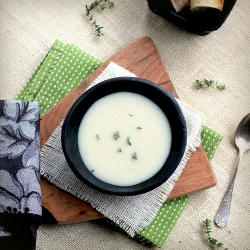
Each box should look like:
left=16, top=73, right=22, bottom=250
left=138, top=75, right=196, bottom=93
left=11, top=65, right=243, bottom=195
left=214, top=155, right=241, bottom=227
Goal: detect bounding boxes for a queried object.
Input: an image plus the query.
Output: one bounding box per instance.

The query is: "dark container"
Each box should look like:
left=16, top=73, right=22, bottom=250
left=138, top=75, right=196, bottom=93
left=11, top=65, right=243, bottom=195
left=147, top=0, right=237, bottom=35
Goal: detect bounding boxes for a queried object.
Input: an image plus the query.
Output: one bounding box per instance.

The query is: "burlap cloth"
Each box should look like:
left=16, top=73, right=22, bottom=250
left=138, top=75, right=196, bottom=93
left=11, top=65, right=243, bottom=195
left=39, top=61, right=203, bottom=237
left=0, top=0, right=250, bottom=249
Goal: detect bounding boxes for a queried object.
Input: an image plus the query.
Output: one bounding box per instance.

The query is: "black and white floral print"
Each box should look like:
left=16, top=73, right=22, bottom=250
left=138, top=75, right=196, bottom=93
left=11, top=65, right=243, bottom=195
left=0, top=100, right=42, bottom=249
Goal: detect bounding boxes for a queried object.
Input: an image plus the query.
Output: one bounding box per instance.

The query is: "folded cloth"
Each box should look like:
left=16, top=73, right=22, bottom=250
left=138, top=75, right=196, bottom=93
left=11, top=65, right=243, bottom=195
left=15, top=40, right=222, bottom=247
left=16, top=39, right=102, bottom=115
left=40, top=61, right=203, bottom=237
left=0, top=100, right=42, bottom=250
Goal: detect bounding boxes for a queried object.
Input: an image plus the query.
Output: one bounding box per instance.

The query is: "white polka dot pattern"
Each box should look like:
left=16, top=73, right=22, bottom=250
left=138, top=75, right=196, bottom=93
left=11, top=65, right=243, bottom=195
left=16, top=40, right=102, bottom=115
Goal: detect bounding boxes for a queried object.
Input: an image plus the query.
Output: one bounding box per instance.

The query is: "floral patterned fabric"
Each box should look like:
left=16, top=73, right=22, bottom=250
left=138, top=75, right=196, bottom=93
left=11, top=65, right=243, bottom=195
left=0, top=100, right=42, bottom=250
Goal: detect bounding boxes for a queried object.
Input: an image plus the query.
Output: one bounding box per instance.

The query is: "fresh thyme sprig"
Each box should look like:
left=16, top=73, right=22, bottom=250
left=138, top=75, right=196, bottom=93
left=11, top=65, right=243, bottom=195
left=195, top=79, right=226, bottom=90
left=203, top=219, right=229, bottom=250
left=85, top=0, right=115, bottom=37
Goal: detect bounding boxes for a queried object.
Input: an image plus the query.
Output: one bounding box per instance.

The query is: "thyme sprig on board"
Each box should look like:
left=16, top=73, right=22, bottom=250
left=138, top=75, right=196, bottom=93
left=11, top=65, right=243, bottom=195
left=203, top=219, right=229, bottom=250
left=85, top=0, right=115, bottom=36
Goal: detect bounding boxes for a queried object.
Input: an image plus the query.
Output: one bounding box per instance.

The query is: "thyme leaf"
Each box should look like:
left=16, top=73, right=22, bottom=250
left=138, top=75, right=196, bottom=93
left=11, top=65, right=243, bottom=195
left=113, top=131, right=120, bottom=140
left=216, top=84, right=226, bottom=90
left=96, top=134, right=100, bottom=140
left=127, top=137, right=131, bottom=146
left=132, top=152, right=137, bottom=160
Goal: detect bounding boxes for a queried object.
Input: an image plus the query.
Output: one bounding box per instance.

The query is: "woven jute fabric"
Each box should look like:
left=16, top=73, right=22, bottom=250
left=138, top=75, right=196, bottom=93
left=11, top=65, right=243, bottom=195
left=1, top=0, right=250, bottom=249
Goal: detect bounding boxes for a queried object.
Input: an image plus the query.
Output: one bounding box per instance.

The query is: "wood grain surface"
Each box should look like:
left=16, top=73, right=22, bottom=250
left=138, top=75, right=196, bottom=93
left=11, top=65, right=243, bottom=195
left=40, top=36, right=216, bottom=224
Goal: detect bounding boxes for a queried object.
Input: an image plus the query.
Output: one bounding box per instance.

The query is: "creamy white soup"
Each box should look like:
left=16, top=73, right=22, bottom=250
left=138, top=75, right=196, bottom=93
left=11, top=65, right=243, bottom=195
left=78, top=91, right=172, bottom=186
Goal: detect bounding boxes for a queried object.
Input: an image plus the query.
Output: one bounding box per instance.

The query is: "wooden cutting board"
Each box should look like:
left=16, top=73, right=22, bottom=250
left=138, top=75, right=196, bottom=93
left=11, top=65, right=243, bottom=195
left=40, top=37, right=216, bottom=224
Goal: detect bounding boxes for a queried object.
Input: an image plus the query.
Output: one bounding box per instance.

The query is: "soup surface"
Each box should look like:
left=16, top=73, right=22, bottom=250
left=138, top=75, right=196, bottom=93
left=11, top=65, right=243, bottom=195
left=78, top=91, right=172, bottom=186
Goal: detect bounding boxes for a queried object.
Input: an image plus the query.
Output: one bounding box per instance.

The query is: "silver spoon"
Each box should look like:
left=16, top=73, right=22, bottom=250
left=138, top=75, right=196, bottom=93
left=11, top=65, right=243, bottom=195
left=214, top=113, right=250, bottom=228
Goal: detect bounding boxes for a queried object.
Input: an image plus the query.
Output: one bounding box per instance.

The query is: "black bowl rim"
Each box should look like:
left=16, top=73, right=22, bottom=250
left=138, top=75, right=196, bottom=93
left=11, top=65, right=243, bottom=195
left=62, top=77, right=187, bottom=195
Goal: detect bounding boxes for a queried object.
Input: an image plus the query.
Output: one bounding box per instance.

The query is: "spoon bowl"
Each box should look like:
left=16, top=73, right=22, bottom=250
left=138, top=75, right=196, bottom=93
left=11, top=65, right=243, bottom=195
left=235, top=114, right=250, bottom=154
left=215, top=113, right=250, bottom=227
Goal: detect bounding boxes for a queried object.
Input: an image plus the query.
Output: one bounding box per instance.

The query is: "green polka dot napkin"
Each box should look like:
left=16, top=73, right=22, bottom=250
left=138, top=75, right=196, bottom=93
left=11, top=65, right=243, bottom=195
left=16, top=40, right=222, bottom=247
left=137, top=125, right=222, bottom=247
left=16, top=40, right=102, bottom=115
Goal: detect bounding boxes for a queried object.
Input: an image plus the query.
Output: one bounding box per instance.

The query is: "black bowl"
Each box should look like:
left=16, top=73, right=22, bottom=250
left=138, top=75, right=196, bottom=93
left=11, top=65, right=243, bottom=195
left=147, top=0, right=236, bottom=35
left=62, top=77, right=187, bottom=195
